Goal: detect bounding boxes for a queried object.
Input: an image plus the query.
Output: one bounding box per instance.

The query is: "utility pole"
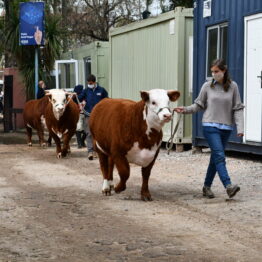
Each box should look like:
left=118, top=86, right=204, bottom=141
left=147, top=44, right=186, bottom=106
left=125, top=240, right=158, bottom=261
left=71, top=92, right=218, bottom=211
left=34, top=0, right=39, bottom=98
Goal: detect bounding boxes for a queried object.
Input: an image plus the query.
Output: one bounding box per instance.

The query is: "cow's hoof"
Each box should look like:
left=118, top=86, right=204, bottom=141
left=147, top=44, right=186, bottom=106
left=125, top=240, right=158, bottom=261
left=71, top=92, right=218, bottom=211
left=114, top=183, right=126, bottom=194
left=61, top=151, right=68, bottom=158
left=57, top=152, right=62, bottom=159
left=41, top=143, right=46, bottom=147
left=28, top=143, right=32, bottom=147
left=141, top=193, right=153, bottom=201
left=102, top=189, right=111, bottom=196
left=102, top=180, right=113, bottom=196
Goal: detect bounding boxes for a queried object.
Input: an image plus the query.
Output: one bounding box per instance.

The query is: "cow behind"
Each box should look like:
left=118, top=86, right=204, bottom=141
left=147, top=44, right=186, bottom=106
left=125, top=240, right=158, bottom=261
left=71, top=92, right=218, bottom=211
left=89, top=89, right=180, bottom=201
left=44, top=89, right=79, bottom=158
left=23, top=96, right=51, bottom=146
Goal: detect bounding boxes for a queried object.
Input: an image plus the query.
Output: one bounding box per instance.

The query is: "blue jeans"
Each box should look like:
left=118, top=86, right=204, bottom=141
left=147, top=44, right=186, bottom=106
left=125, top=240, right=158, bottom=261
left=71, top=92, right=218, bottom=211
left=202, top=126, right=232, bottom=188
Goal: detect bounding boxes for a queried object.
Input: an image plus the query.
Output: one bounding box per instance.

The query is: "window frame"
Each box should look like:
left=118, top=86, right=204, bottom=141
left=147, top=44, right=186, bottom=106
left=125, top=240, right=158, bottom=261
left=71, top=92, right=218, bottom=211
left=206, top=23, right=228, bottom=79
left=83, top=56, right=91, bottom=88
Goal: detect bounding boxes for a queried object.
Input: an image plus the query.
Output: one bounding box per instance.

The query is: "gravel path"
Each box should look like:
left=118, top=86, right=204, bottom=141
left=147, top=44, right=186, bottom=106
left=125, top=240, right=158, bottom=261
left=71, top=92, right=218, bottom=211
left=0, top=132, right=261, bottom=261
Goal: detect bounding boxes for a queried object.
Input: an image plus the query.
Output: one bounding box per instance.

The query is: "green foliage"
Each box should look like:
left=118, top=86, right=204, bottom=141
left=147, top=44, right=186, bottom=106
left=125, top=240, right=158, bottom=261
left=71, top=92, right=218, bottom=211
left=3, top=0, right=63, bottom=99
left=169, top=0, right=194, bottom=9
left=43, top=15, right=64, bottom=72
left=160, top=0, right=193, bottom=12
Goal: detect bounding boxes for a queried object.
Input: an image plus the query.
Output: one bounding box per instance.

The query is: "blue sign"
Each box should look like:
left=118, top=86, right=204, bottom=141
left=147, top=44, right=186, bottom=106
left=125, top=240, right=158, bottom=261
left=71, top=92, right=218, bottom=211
left=19, top=2, right=45, bottom=46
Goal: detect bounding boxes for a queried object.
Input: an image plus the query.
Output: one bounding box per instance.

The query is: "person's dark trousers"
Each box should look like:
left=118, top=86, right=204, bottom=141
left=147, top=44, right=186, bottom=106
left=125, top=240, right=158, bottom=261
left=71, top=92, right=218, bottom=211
left=76, top=131, right=83, bottom=148
left=81, top=131, right=86, bottom=147
left=202, top=126, right=232, bottom=188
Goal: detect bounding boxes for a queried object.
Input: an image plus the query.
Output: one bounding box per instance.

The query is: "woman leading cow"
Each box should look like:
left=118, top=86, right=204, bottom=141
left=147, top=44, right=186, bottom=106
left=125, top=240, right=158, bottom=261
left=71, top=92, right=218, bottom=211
left=175, top=59, right=244, bottom=199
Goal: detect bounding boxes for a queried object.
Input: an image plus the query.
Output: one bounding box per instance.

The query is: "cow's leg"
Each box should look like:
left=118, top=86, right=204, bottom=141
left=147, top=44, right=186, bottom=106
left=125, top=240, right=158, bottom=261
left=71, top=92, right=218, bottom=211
left=140, top=150, right=160, bottom=201
left=108, top=157, right=115, bottom=191
left=25, top=126, right=33, bottom=146
left=51, top=132, right=62, bottom=158
left=36, top=123, right=46, bottom=147
left=61, top=132, right=73, bottom=157
left=97, top=152, right=112, bottom=196
left=94, top=140, right=113, bottom=195
left=113, top=156, right=130, bottom=194
left=47, top=134, right=52, bottom=147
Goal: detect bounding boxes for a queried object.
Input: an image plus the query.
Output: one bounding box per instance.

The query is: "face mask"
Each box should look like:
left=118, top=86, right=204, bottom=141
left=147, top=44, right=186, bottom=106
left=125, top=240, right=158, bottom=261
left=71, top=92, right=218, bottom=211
left=212, top=72, right=224, bottom=82
left=88, top=84, right=95, bottom=89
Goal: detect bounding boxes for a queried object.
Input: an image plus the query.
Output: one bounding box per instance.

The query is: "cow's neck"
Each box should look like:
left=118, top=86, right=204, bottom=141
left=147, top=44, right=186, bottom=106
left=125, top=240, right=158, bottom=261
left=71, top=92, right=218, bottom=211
left=143, top=105, right=164, bottom=136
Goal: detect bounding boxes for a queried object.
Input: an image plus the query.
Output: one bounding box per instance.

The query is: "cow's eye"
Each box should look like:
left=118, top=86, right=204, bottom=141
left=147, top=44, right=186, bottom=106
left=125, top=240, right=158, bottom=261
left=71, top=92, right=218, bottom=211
left=152, top=101, right=156, bottom=105
left=52, top=99, right=56, bottom=103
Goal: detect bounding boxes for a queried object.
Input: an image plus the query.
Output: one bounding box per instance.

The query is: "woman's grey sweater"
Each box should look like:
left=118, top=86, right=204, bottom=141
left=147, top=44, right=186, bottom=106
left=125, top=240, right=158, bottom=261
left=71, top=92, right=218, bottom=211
left=184, top=81, right=244, bottom=134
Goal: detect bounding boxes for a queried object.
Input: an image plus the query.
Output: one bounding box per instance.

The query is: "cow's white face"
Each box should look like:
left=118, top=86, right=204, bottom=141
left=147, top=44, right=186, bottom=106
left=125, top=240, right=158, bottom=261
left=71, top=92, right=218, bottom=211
left=141, top=89, right=180, bottom=133
left=46, top=89, right=68, bottom=120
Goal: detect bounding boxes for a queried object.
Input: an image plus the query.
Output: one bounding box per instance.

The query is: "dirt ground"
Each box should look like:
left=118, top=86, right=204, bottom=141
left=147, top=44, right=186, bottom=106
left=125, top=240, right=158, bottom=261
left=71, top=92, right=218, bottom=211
left=0, top=128, right=262, bottom=262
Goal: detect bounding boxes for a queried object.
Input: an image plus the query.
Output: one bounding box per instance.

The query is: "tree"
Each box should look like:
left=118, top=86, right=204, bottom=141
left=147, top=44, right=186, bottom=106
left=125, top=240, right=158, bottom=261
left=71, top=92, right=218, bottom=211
left=1, top=0, right=17, bottom=68
left=69, top=0, right=144, bottom=42
left=169, top=0, right=193, bottom=9
left=160, top=0, right=193, bottom=13
left=25, top=0, right=149, bottom=51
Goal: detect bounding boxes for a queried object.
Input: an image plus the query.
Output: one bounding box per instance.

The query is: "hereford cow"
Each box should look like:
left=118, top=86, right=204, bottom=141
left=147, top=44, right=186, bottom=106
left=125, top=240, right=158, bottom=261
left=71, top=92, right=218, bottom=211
left=44, top=89, right=79, bottom=158
left=89, top=89, right=180, bottom=201
left=23, top=96, right=51, bottom=147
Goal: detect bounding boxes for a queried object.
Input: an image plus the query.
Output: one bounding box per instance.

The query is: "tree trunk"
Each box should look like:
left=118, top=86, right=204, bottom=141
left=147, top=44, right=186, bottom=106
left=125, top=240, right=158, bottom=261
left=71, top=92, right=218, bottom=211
left=4, top=0, right=16, bottom=68
left=61, top=0, right=68, bottom=52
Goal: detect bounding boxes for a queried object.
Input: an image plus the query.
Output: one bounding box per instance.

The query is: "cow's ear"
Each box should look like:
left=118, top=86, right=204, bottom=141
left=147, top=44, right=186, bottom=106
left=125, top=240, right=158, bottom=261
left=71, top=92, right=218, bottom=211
left=140, top=91, right=149, bottom=102
left=167, top=90, right=180, bottom=102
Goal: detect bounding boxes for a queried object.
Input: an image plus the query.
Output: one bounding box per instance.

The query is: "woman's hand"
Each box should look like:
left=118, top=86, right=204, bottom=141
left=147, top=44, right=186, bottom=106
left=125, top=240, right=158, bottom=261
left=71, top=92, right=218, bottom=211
left=237, top=133, right=244, bottom=137
left=174, top=107, right=185, bottom=113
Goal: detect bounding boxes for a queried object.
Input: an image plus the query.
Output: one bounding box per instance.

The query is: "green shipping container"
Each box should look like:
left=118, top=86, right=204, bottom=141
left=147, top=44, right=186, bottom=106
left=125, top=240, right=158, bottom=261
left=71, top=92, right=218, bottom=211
left=60, top=41, right=109, bottom=91
left=109, top=7, right=193, bottom=144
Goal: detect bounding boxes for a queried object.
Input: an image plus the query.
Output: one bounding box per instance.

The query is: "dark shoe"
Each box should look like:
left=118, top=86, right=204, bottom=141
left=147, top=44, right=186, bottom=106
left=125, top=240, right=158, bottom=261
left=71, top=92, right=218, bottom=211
left=203, top=186, right=215, bottom=198
left=226, top=184, right=240, bottom=198
left=88, top=151, right=94, bottom=160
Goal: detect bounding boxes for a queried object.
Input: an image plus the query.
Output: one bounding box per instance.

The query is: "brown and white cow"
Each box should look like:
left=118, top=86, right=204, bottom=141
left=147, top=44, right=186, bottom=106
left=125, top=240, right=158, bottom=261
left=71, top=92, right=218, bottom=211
left=44, top=89, right=79, bottom=158
left=23, top=96, right=51, bottom=147
left=89, top=89, right=180, bottom=201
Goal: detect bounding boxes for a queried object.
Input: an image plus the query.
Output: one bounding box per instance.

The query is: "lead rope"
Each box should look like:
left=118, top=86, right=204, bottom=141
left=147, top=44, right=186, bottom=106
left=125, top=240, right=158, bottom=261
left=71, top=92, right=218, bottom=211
left=65, top=93, right=74, bottom=105
left=75, top=93, right=90, bottom=116
left=166, top=112, right=182, bottom=155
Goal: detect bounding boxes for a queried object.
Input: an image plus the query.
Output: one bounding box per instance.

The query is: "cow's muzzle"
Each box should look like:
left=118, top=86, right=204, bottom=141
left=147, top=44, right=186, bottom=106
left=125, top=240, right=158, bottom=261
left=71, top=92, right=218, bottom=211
left=156, top=107, right=172, bottom=122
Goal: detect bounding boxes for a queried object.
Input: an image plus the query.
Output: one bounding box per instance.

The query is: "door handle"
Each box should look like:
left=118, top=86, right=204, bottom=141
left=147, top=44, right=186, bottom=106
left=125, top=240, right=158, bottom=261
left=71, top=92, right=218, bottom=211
left=257, top=71, right=262, bottom=88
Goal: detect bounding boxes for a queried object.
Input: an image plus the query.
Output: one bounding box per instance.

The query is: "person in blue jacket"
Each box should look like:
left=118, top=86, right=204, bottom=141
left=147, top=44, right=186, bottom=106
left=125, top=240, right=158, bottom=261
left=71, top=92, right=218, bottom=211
left=78, top=74, right=108, bottom=160
left=73, top=84, right=87, bottom=149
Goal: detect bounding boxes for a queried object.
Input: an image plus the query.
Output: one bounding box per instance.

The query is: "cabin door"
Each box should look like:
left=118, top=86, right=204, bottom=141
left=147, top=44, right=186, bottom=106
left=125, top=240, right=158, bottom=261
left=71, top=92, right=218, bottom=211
left=244, top=14, right=262, bottom=142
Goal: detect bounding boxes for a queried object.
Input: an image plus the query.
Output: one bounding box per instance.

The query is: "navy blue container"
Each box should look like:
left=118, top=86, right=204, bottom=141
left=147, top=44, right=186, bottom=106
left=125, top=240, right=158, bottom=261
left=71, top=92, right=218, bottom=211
left=193, top=0, right=262, bottom=154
